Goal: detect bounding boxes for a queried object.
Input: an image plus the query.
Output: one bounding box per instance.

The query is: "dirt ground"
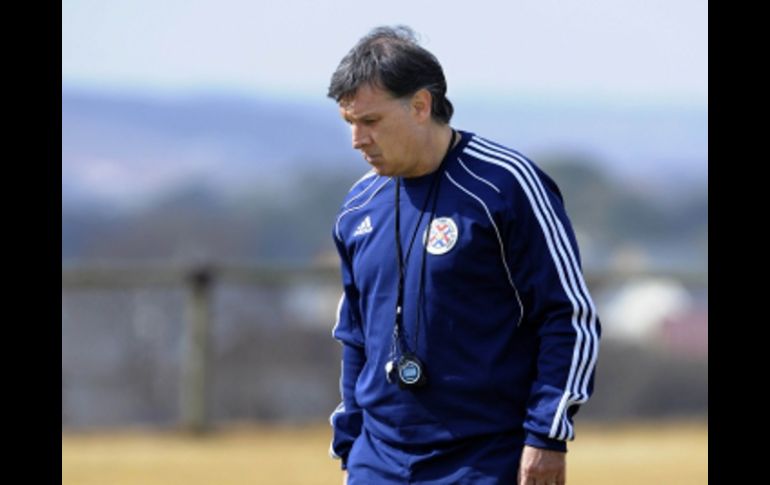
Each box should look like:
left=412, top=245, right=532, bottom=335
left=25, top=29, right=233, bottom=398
left=62, top=420, right=707, bottom=484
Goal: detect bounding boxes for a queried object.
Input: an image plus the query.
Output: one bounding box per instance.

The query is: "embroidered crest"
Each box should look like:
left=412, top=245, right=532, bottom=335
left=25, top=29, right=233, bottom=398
left=425, top=217, right=458, bottom=255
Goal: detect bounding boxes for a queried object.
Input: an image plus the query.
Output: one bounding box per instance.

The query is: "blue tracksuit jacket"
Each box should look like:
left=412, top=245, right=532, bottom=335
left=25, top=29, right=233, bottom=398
left=329, top=130, right=601, bottom=471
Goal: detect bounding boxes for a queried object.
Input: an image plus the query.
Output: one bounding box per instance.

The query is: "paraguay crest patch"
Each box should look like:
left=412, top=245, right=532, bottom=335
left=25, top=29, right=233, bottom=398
left=425, top=217, right=459, bottom=255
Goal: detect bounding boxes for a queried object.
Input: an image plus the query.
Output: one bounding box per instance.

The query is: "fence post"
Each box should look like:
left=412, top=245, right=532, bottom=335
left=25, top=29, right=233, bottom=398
left=181, top=264, right=214, bottom=433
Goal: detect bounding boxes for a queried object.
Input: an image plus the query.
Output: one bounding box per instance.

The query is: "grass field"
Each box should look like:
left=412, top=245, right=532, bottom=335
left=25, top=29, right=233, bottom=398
left=62, top=420, right=707, bottom=484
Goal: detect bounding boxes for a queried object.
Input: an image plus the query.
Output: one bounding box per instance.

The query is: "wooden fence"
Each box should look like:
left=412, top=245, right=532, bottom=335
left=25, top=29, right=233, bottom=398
left=61, top=262, right=706, bottom=432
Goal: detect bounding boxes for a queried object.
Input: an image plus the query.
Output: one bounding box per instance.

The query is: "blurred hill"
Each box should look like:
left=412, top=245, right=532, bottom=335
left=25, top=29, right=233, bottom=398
left=62, top=90, right=359, bottom=209
left=62, top=89, right=707, bottom=271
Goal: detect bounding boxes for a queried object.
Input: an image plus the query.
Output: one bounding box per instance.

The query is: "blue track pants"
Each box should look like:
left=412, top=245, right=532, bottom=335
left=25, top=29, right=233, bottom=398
left=346, top=427, right=524, bottom=484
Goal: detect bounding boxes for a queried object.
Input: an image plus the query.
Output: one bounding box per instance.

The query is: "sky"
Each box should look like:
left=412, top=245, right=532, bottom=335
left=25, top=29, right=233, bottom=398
left=62, top=0, right=708, bottom=105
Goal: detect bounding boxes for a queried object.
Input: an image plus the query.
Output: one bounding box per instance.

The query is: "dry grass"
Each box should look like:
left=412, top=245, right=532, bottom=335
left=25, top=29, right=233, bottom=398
left=567, top=420, right=707, bottom=485
left=62, top=420, right=707, bottom=485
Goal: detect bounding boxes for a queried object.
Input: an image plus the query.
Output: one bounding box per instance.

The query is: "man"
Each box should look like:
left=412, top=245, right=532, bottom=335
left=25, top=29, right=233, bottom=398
left=327, top=26, right=600, bottom=485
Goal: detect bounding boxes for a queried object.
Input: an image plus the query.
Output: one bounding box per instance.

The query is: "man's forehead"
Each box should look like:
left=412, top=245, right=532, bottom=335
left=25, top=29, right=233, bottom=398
left=339, top=84, right=397, bottom=115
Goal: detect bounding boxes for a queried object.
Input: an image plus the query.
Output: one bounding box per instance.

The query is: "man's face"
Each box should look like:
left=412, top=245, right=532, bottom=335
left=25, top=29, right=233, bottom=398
left=339, top=84, right=423, bottom=177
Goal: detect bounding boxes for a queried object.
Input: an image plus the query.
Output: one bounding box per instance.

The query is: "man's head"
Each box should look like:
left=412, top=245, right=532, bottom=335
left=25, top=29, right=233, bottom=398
left=328, top=26, right=453, bottom=125
left=329, top=26, right=455, bottom=177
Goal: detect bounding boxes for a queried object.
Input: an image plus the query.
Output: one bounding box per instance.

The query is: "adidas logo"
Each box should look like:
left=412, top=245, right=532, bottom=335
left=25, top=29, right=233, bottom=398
left=353, top=215, right=373, bottom=237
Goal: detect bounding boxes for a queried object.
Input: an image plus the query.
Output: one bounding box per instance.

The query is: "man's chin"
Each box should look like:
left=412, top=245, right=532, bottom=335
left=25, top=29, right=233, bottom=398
left=371, top=165, right=393, bottom=177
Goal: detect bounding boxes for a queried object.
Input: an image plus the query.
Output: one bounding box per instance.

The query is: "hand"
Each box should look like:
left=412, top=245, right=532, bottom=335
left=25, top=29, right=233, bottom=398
left=517, top=445, right=566, bottom=485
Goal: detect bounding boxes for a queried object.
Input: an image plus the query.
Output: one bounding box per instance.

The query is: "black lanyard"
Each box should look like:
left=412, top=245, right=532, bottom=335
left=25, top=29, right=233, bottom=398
left=392, top=129, right=456, bottom=358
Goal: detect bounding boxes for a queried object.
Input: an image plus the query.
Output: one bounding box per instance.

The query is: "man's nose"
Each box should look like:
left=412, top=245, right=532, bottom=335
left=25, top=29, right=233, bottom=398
left=352, top=125, right=371, bottom=150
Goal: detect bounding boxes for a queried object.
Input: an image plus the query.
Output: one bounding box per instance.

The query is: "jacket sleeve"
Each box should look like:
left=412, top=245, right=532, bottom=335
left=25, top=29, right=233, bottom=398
left=328, top=234, right=366, bottom=469
left=504, top=166, right=601, bottom=452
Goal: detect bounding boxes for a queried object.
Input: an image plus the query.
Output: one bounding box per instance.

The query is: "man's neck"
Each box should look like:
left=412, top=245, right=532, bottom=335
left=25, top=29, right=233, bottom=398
left=405, top=124, right=455, bottom=178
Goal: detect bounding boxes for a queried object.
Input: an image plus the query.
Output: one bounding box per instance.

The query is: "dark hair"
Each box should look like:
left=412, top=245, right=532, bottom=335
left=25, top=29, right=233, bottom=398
left=327, top=25, right=454, bottom=124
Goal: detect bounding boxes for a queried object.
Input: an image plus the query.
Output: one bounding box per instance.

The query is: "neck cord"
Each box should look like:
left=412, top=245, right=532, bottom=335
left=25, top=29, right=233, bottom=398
left=392, top=129, right=457, bottom=357
left=414, top=167, right=444, bottom=351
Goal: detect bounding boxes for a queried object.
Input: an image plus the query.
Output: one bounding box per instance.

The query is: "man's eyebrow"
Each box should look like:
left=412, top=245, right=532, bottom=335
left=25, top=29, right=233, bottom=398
left=341, top=109, right=380, bottom=121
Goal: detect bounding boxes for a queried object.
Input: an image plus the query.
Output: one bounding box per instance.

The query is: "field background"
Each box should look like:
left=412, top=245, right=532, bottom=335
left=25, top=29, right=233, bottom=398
left=62, top=5, right=707, bottom=485
left=62, top=420, right=707, bottom=485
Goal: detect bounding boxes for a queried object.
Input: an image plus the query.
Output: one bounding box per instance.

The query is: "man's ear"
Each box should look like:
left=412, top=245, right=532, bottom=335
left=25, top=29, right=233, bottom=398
left=410, top=89, right=433, bottom=123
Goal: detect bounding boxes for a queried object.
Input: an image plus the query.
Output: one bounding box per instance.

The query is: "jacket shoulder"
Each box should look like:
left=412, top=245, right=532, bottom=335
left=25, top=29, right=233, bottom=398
left=340, top=170, right=380, bottom=209
left=460, top=135, right=564, bottom=207
left=334, top=170, right=388, bottom=243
